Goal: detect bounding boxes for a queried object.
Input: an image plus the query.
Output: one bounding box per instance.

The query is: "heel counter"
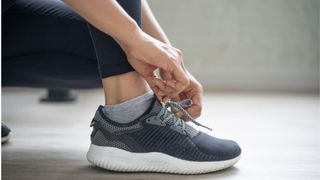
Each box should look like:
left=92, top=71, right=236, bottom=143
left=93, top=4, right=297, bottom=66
left=90, top=108, right=102, bottom=143
left=90, top=124, right=99, bottom=143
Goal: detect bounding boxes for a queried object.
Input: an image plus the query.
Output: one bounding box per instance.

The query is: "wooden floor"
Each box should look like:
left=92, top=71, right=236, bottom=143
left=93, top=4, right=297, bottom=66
left=2, top=88, right=320, bottom=180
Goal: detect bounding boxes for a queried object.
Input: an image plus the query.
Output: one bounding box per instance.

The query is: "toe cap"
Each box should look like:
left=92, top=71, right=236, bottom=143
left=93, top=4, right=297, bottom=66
left=192, top=132, right=241, bottom=161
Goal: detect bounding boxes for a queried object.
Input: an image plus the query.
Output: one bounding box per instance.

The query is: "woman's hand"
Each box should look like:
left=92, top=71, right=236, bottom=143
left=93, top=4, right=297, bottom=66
left=117, top=30, right=190, bottom=99
left=64, top=0, right=190, bottom=97
left=160, top=70, right=203, bottom=119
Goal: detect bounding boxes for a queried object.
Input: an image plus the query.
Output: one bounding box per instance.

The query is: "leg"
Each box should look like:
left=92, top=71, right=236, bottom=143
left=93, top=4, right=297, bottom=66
left=87, top=0, right=155, bottom=123
left=87, top=0, right=151, bottom=105
left=3, top=0, right=153, bottom=120
left=2, top=0, right=101, bottom=88
left=3, top=0, right=242, bottom=174
left=102, top=72, right=150, bottom=105
left=3, top=0, right=149, bottom=104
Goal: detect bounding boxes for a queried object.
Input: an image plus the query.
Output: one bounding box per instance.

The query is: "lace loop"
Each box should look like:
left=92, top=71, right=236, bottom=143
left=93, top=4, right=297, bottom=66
left=159, top=99, right=212, bottom=131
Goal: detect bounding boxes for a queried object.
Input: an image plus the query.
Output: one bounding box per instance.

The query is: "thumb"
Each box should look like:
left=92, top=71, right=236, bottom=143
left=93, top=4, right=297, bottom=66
left=143, top=71, right=166, bottom=102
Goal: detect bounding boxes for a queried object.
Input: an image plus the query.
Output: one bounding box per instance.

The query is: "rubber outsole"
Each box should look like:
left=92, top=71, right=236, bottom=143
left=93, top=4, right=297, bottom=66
left=87, top=144, right=240, bottom=174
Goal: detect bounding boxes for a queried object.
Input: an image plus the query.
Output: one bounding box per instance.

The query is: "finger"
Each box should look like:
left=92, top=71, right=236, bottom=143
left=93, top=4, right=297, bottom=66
left=172, top=95, right=182, bottom=102
left=161, top=81, right=177, bottom=94
left=160, top=71, right=176, bottom=94
left=149, top=75, right=177, bottom=98
left=154, top=88, right=164, bottom=102
left=190, top=91, right=202, bottom=107
left=174, top=92, right=190, bottom=102
left=162, top=96, right=171, bottom=103
left=164, top=80, right=188, bottom=99
left=145, top=79, right=162, bottom=100
left=165, top=79, right=177, bottom=89
left=146, top=78, right=174, bottom=102
left=179, top=93, right=188, bottom=101
left=151, top=80, right=177, bottom=99
left=151, top=86, right=167, bottom=102
left=161, top=58, right=189, bottom=94
left=152, top=77, right=166, bottom=90
left=186, top=92, right=202, bottom=119
left=144, top=69, right=174, bottom=94
left=171, top=65, right=189, bottom=95
left=143, top=71, right=165, bottom=101
left=160, top=71, right=173, bottom=80
left=186, top=105, right=201, bottom=119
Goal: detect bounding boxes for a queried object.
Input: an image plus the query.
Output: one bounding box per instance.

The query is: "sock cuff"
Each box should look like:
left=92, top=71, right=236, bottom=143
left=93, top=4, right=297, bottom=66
left=103, top=91, right=155, bottom=123
left=105, top=90, right=154, bottom=110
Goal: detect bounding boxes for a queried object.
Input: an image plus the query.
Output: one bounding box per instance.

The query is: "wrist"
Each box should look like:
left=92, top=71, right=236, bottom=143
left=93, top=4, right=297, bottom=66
left=116, top=28, right=153, bottom=60
left=113, top=20, right=143, bottom=48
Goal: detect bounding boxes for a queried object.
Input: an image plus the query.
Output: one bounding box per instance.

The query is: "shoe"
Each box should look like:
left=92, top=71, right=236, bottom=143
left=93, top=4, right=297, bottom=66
left=2, top=123, right=11, bottom=144
left=87, top=98, right=241, bottom=174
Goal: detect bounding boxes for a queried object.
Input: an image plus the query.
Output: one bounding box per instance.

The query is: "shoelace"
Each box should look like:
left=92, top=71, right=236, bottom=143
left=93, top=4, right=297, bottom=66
left=159, top=99, right=212, bottom=131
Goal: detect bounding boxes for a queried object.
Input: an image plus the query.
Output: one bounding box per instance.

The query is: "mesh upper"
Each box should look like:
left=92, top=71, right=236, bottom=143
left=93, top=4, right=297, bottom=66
left=185, top=123, right=199, bottom=137
left=92, top=130, right=131, bottom=151
left=93, top=110, right=142, bottom=134
left=90, top=99, right=240, bottom=162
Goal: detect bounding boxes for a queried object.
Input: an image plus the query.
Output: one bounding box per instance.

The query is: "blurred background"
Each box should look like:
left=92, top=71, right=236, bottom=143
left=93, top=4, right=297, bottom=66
left=149, top=0, right=319, bottom=93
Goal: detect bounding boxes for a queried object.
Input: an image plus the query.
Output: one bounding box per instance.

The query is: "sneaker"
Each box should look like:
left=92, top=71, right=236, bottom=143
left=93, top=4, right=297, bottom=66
left=2, top=123, right=12, bottom=144
left=87, top=98, right=241, bottom=174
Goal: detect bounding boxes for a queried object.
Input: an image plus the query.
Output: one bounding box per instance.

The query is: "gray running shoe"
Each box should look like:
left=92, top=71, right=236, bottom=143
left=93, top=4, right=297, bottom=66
left=87, top=98, right=241, bottom=174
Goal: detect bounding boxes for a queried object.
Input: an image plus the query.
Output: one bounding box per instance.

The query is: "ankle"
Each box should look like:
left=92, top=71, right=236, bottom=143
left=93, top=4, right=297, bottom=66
left=102, top=71, right=151, bottom=105
left=103, top=91, right=154, bottom=123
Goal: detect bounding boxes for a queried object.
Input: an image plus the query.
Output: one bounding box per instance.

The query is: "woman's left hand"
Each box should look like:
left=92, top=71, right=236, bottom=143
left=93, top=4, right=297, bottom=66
left=159, top=70, right=203, bottom=119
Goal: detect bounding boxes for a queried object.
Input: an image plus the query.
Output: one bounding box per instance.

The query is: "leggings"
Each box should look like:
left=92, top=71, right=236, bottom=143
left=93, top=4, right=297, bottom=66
left=2, top=0, right=141, bottom=88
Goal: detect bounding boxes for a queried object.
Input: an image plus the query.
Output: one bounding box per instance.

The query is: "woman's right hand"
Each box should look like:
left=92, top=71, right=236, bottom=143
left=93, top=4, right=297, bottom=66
left=118, top=29, right=190, bottom=100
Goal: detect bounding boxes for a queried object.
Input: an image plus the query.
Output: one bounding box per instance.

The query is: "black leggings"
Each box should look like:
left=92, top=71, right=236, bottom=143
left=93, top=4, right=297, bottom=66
left=2, top=0, right=140, bottom=88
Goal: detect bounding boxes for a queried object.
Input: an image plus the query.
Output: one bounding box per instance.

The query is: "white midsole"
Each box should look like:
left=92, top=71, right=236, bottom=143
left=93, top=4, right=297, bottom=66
left=87, top=144, right=240, bottom=174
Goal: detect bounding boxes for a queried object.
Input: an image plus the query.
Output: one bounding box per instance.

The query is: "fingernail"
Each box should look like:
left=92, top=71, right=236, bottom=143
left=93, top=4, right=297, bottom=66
left=163, top=97, right=171, bottom=103
left=158, top=91, right=165, bottom=96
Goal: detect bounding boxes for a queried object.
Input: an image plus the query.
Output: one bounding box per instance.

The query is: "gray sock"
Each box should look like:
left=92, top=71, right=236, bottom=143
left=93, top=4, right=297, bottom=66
left=103, top=91, right=154, bottom=124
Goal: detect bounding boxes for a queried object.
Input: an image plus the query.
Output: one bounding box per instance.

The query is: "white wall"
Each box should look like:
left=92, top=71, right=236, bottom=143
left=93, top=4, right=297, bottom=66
left=148, top=0, right=319, bottom=93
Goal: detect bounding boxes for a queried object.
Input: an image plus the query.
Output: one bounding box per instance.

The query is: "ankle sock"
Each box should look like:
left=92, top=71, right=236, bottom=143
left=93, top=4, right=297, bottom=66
left=103, top=91, right=154, bottom=124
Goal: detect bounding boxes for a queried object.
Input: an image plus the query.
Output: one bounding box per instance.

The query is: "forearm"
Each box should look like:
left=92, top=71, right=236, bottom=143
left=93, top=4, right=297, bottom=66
left=141, top=0, right=171, bottom=45
left=64, top=0, right=139, bottom=46
left=66, top=0, right=189, bottom=97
